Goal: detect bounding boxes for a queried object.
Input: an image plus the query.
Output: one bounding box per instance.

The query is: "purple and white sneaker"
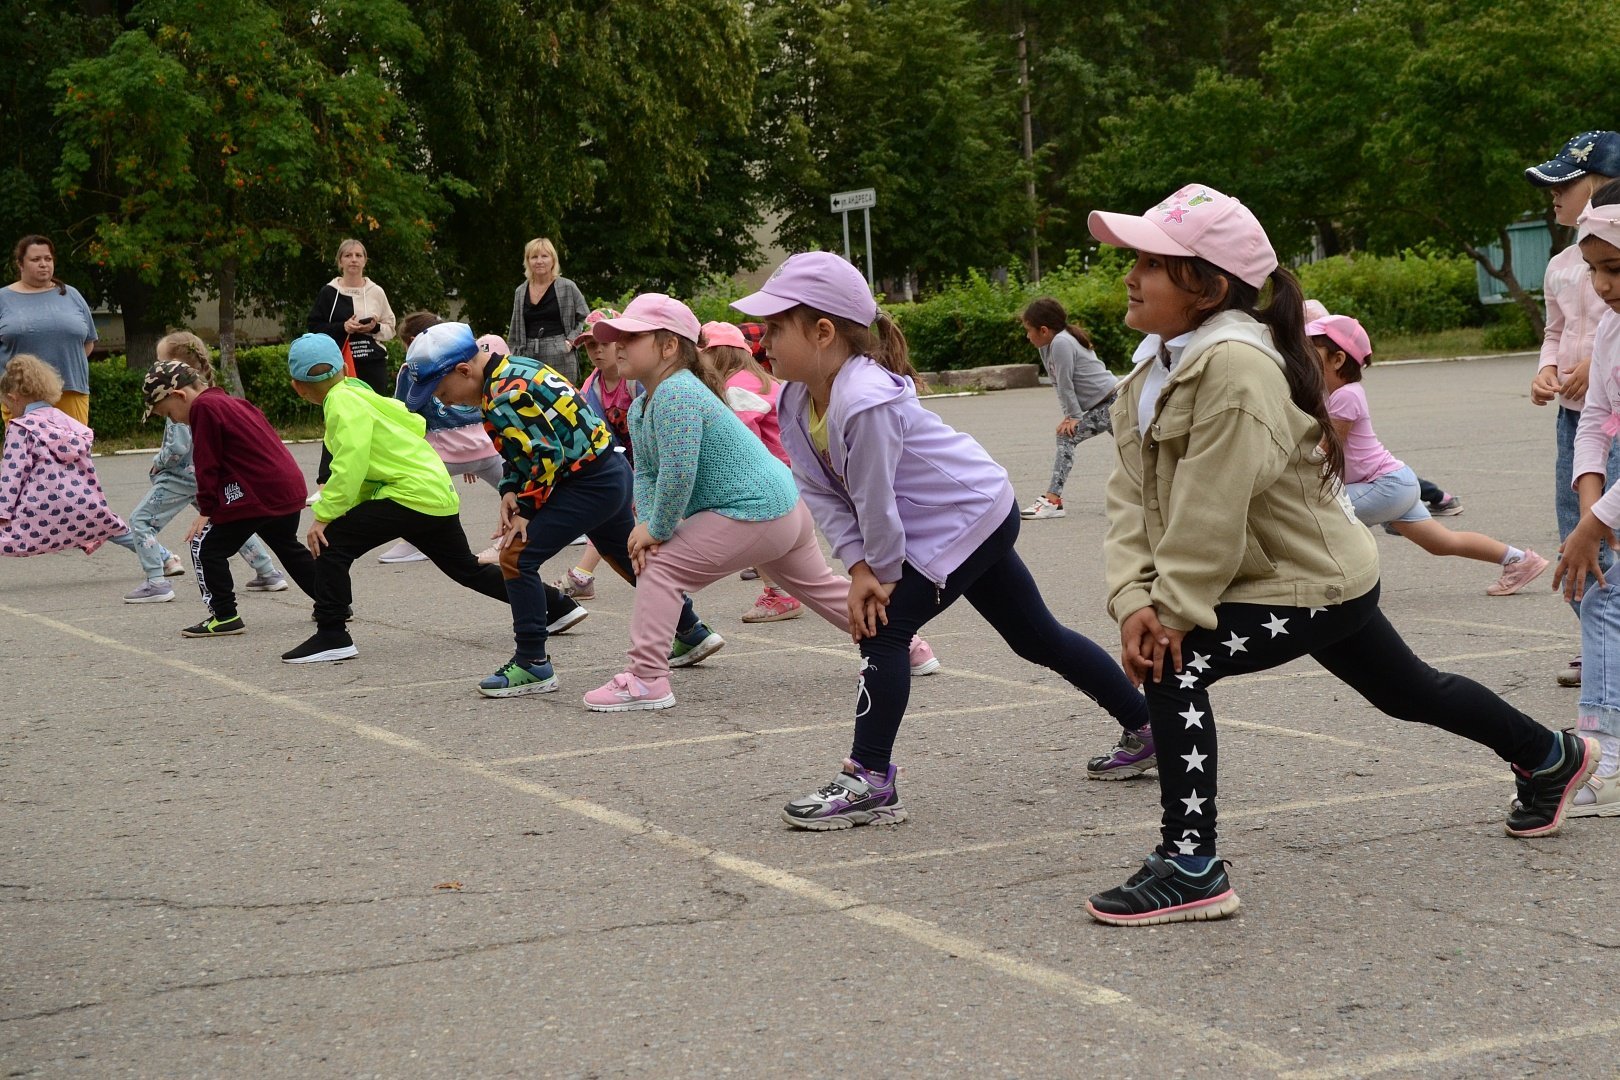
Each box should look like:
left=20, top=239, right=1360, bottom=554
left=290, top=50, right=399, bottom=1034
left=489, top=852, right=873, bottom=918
left=1086, top=725, right=1157, bottom=780
left=782, top=758, right=906, bottom=830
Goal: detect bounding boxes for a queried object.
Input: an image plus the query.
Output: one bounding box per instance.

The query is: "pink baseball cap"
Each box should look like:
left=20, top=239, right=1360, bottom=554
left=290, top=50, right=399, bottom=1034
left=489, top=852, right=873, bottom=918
left=593, top=293, right=701, bottom=343
left=1088, top=184, right=1279, bottom=290
left=732, top=251, right=878, bottom=326
left=699, top=321, right=749, bottom=350
left=476, top=333, right=510, bottom=356
left=1305, top=314, right=1373, bottom=366
left=1302, top=298, right=1330, bottom=322
left=570, top=307, right=622, bottom=348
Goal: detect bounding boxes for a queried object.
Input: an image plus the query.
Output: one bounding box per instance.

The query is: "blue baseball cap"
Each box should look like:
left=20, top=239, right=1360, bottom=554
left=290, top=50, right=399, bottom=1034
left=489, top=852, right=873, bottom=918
left=287, top=333, right=345, bottom=382
left=401, top=322, right=479, bottom=411
left=1526, top=131, right=1620, bottom=187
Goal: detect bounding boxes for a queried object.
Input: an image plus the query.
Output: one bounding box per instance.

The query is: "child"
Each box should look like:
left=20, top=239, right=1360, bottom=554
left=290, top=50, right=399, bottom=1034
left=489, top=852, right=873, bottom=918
left=1312, top=312, right=1549, bottom=594
left=697, top=319, right=803, bottom=622
left=280, top=333, right=515, bottom=664
left=1551, top=182, right=1620, bottom=814
left=0, top=354, right=125, bottom=555
left=399, top=321, right=721, bottom=698
left=554, top=308, right=633, bottom=600
left=1019, top=298, right=1117, bottom=520
left=579, top=294, right=935, bottom=713
left=140, top=360, right=322, bottom=637
left=109, top=331, right=287, bottom=602
left=731, top=253, right=1150, bottom=829
left=1528, top=130, right=1620, bottom=687
left=1083, top=183, right=1594, bottom=926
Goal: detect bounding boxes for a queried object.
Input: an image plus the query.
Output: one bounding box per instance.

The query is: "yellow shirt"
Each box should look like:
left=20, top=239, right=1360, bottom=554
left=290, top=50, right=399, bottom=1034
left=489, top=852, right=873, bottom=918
left=808, top=400, right=830, bottom=454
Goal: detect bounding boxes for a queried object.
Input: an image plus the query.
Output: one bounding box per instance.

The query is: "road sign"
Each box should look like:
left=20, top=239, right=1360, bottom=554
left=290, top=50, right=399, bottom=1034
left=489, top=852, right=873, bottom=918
left=830, top=188, right=877, bottom=212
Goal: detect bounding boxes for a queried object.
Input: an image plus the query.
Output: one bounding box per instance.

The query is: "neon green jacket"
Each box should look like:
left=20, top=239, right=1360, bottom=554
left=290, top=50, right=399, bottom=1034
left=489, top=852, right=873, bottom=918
left=315, top=378, right=460, bottom=522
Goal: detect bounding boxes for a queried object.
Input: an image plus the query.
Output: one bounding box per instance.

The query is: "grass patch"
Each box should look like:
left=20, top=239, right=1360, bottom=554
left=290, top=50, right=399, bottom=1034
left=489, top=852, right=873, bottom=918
left=94, top=420, right=328, bottom=455
left=1375, top=327, right=1520, bottom=361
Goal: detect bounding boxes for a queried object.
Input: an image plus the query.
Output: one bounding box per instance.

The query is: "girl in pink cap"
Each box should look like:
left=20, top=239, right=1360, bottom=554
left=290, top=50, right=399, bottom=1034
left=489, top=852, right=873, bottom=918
left=554, top=308, right=636, bottom=601
left=1084, top=183, right=1592, bottom=927
left=733, top=252, right=1150, bottom=831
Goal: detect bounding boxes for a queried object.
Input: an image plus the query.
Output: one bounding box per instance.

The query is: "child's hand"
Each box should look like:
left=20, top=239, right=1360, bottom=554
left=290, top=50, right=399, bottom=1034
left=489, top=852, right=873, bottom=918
left=496, top=491, right=519, bottom=536
left=1554, top=513, right=1616, bottom=602
left=1120, top=606, right=1183, bottom=687
left=1564, top=359, right=1592, bottom=405
left=1530, top=366, right=1562, bottom=406
left=184, top=515, right=210, bottom=543
left=847, top=563, right=896, bottom=641
left=1057, top=417, right=1079, bottom=437
left=501, top=514, right=528, bottom=552
left=627, top=523, right=660, bottom=575
left=462, top=472, right=479, bottom=484
left=306, top=519, right=329, bottom=556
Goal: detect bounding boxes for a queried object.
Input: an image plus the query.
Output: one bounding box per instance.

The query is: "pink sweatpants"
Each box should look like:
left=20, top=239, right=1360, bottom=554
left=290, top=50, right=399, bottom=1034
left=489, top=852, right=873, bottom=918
left=628, top=501, right=852, bottom=680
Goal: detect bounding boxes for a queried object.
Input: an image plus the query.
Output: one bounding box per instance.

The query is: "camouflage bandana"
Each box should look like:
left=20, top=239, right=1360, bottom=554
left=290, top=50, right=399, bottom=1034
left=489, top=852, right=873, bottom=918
left=141, top=359, right=195, bottom=420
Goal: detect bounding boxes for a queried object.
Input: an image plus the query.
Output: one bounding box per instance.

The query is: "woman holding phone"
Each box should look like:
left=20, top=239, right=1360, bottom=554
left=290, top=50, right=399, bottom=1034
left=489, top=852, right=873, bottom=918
left=306, top=238, right=397, bottom=490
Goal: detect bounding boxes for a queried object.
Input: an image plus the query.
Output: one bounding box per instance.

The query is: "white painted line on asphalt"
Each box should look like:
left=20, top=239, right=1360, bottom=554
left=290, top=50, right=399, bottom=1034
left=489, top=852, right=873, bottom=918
left=0, top=600, right=1283, bottom=1071
left=1277, top=1014, right=1620, bottom=1079
left=1407, top=615, right=1573, bottom=638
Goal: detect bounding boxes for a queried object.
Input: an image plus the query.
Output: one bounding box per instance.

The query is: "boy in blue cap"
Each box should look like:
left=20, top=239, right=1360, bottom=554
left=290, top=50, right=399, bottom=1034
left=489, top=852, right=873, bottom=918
left=400, top=323, right=723, bottom=697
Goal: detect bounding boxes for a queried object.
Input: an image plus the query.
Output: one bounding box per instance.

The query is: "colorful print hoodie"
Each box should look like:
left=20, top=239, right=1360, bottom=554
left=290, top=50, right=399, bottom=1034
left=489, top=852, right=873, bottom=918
left=480, top=353, right=613, bottom=513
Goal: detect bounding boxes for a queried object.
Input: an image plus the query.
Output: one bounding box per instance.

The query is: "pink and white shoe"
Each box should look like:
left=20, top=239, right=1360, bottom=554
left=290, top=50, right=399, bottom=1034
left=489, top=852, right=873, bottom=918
left=909, top=635, right=941, bottom=676
left=583, top=672, right=676, bottom=712
left=475, top=545, right=500, bottom=565
left=1487, top=550, right=1549, bottom=596
left=741, top=586, right=803, bottom=623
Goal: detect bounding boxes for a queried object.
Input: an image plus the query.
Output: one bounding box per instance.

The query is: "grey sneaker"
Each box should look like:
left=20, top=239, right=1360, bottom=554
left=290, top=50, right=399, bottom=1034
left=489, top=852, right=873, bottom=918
left=782, top=758, right=906, bottom=830
left=123, top=580, right=175, bottom=604
left=1087, top=725, right=1157, bottom=780
left=244, top=573, right=288, bottom=592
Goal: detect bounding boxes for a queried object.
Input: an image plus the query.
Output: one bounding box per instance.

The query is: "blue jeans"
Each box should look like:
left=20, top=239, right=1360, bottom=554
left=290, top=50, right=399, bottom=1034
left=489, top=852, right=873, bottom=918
left=1556, top=407, right=1620, bottom=616
left=1580, top=584, right=1620, bottom=739
left=1346, top=466, right=1429, bottom=527
left=109, top=471, right=277, bottom=581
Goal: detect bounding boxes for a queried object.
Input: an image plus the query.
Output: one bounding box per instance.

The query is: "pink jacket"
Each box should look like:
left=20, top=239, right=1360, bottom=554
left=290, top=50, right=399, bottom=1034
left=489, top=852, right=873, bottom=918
left=1541, top=245, right=1610, bottom=411
left=724, top=370, right=790, bottom=465
left=0, top=406, right=126, bottom=556
left=1573, top=312, right=1620, bottom=526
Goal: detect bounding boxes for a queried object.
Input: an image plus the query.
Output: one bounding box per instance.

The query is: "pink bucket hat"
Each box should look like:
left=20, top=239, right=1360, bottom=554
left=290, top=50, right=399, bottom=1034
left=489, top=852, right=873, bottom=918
left=1305, top=314, right=1373, bottom=366
left=593, top=293, right=701, bottom=344
left=475, top=333, right=510, bottom=357
left=570, top=307, right=622, bottom=348
left=732, top=251, right=878, bottom=326
left=1088, top=183, right=1279, bottom=290
left=698, top=321, right=749, bottom=350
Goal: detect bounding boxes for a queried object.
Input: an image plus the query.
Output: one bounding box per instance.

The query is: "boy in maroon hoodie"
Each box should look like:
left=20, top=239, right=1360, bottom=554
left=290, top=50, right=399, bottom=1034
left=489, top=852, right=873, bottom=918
left=141, top=360, right=320, bottom=637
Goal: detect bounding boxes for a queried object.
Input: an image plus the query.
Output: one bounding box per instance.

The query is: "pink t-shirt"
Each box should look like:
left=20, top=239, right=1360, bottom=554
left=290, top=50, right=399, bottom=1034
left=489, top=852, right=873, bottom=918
left=724, top=370, right=790, bottom=465
left=1328, top=383, right=1403, bottom=485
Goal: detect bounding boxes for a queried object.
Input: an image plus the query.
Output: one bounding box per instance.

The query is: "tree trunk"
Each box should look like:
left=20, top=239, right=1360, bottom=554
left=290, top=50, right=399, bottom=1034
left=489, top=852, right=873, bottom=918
left=1457, top=226, right=1545, bottom=340
left=113, top=270, right=164, bottom=369
left=218, top=256, right=244, bottom=396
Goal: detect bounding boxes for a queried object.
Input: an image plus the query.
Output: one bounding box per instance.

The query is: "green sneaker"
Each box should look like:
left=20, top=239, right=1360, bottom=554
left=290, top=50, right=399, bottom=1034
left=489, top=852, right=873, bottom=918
left=180, top=615, right=245, bottom=638
left=669, top=621, right=725, bottom=668
left=478, top=657, right=559, bottom=698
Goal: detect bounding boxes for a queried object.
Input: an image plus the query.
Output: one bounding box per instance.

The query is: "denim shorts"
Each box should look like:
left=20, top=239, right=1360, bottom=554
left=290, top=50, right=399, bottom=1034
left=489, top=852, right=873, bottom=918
left=1346, top=465, right=1430, bottom=527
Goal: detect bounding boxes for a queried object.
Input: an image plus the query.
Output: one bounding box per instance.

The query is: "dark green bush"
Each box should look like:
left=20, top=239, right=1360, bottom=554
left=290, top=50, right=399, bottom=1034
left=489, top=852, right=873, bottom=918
left=1296, top=251, right=1483, bottom=338
left=1481, top=302, right=1540, bottom=350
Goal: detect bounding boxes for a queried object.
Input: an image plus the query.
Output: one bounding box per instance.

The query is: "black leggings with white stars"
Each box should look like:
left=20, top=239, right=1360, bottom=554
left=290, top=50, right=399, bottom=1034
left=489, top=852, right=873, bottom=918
left=1146, top=582, right=1557, bottom=858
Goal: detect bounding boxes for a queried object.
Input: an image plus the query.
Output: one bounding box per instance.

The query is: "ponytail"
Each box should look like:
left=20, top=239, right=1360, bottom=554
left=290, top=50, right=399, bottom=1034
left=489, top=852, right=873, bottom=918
left=654, top=330, right=728, bottom=401
left=1020, top=296, right=1094, bottom=350
left=156, top=330, right=215, bottom=386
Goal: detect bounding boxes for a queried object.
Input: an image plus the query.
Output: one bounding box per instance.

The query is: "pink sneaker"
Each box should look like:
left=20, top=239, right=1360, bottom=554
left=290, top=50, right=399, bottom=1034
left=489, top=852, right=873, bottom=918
left=909, top=635, right=941, bottom=676
left=1487, top=550, right=1549, bottom=596
left=583, top=672, right=676, bottom=712
left=741, top=586, right=803, bottom=623
left=476, top=545, right=500, bottom=566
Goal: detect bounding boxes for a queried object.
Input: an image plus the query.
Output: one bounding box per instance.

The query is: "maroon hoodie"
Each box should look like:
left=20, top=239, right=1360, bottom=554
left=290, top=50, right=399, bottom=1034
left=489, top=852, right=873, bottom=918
left=188, top=387, right=308, bottom=522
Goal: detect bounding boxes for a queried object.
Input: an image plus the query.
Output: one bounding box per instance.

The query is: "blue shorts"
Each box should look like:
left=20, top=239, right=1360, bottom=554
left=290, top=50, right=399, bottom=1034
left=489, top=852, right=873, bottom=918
left=1346, top=465, right=1430, bottom=527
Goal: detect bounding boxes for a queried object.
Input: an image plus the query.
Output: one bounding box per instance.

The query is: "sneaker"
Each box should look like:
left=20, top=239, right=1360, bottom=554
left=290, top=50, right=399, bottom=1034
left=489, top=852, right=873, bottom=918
left=1430, top=492, right=1464, bottom=516
left=1571, top=771, right=1620, bottom=818
left=569, top=533, right=588, bottom=546
left=162, top=555, right=186, bottom=577
left=742, top=586, right=803, bottom=623
left=378, top=541, right=429, bottom=564
left=1087, top=725, right=1158, bottom=780
left=739, top=567, right=760, bottom=581
left=123, top=580, right=175, bottom=604
left=476, top=545, right=500, bottom=565
left=305, top=489, right=322, bottom=506
left=1085, top=852, right=1241, bottom=926
left=244, top=573, right=288, bottom=592
left=669, top=621, right=725, bottom=667
left=1505, top=731, right=1600, bottom=836
left=583, top=672, right=676, bottom=712
left=1558, top=657, right=1582, bottom=689
left=180, top=615, right=245, bottom=638
left=555, top=567, right=596, bottom=600
left=281, top=629, right=358, bottom=664
left=1021, top=496, right=1066, bottom=520
left=908, top=635, right=941, bottom=676
left=782, top=758, right=906, bottom=830
left=547, top=598, right=590, bottom=634
left=478, top=657, right=558, bottom=698
left=1487, top=550, right=1549, bottom=596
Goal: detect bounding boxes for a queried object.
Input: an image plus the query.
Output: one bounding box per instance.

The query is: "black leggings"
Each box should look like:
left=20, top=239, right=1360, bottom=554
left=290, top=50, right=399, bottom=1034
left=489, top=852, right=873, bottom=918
left=851, top=507, right=1148, bottom=770
left=1144, top=583, right=1556, bottom=858
left=191, top=511, right=320, bottom=620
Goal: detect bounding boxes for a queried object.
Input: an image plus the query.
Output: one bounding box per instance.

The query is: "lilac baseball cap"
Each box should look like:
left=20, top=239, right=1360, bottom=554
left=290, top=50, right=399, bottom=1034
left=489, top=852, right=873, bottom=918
left=1305, top=314, right=1373, bottom=366
left=592, top=293, right=701, bottom=343
left=1088, top=183, right=1279, bottom=290
left=732, top=251, right=878, bottom=326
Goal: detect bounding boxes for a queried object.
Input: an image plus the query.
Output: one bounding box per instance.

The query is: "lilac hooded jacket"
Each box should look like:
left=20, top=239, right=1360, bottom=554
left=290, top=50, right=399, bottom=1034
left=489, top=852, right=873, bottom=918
left=778, top=355, right=1015, bottom=586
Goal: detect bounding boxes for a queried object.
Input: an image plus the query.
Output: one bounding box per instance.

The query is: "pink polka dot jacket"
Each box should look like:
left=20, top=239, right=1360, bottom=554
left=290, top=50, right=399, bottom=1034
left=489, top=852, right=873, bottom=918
left=0, top=406, right=126, bottom=556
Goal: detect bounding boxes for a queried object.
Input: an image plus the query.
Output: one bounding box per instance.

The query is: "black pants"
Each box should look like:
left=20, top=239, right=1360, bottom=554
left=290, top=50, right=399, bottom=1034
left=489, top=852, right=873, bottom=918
left=1144, top=582, right=1556, bottom=858
left=313, top=501, right=508, bottom=631
left=850, top=507, right=1148, bottom=770
left=1417, top=476, right=1445, bottom=505
left=191, top=511, right=320, bottom=620
left=315, top=355, right=391, bottom=485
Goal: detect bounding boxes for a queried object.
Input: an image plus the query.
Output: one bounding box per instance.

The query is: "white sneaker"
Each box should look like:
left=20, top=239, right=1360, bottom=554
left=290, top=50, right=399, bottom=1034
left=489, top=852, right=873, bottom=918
left=569, top=534, right=589, bottom=546
left=378, top=540, right=429, bottom=564
left=1021, top=496, right=1066, bottom=520
left=1571, top=772, right=1620, bottom=817
left=476, top=545, right=500, bottom=565
left=305, top=489, right=322, bottom=506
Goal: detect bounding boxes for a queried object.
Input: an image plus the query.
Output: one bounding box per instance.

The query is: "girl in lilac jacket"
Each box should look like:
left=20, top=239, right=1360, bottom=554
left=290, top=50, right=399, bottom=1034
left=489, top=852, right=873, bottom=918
left=734, top=252, right=1148, bottom=831
left=0, top=354, right=125, bottom=556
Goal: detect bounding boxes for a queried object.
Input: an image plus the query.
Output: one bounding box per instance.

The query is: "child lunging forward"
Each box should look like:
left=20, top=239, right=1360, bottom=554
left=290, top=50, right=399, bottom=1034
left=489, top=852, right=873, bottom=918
left=1019, top=298, right=1118, bottom=520
left=1311, top=312, right=1548, bottom=595
left=554, top=308, right=634, bottom=600
left=1084, top=183, right=1593, bottom=927
left=732, top=253, right=1150, bottom=829
left=0, top=354, right=125, bottom=556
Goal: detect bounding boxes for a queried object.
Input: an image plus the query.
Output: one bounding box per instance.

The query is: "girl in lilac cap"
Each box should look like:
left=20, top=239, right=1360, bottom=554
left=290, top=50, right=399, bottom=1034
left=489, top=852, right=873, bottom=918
left=1084, top=183, right=1591, bottom=926
left=733, top=252, right=1150, bottom=831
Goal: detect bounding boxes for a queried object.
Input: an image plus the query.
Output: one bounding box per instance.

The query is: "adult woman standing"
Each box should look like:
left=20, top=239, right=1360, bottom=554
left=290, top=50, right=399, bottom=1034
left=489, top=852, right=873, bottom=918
left=306, top=238, right=397, bottom=488
left=508, top=238, right=589, bottom=384
left=0, top=236, right=98, bottom=427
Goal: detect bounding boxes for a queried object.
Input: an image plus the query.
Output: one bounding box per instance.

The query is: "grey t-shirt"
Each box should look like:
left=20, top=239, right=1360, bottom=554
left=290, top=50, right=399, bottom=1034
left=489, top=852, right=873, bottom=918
left=0, top=285, right=98, bottom=393
left=1040, top=329, right=1116, bottom=417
